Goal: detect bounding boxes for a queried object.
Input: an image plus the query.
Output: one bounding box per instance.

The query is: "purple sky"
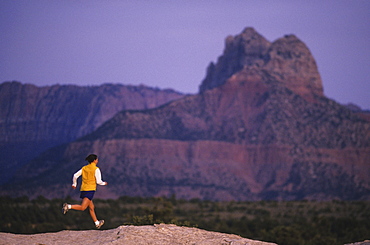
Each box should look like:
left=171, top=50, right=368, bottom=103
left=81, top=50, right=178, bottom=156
left=1, top=0, right=369, bottom=109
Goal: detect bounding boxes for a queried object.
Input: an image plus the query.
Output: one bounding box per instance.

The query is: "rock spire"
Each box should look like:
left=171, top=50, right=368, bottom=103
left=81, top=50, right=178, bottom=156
left=199, top=27, right=323, bottom=100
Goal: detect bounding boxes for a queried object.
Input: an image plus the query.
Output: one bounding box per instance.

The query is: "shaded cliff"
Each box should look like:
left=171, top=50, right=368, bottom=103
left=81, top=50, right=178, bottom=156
left=3, top=28, right=370, bottom=201
left=0, top=82, right=184, bottom=183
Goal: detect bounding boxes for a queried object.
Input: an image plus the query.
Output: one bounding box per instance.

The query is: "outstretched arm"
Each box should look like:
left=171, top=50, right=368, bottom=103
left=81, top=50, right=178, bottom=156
left=72, top=169, right=82, bottom=189
left=95, top=168, right=108, bottom=186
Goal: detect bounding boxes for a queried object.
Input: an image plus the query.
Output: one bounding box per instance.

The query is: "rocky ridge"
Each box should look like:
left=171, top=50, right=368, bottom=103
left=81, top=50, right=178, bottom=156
left=3, top=27, right=370, bottom=201
left=0, top=82, right=184, bottom=145
left=0, top=224, right=277, bottom=245
left=344, top=103, right=370, bottom=122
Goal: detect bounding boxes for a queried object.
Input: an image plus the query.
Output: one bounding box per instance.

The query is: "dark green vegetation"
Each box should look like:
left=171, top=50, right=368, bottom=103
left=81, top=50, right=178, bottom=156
left=1, top=196, right=369, bottom=245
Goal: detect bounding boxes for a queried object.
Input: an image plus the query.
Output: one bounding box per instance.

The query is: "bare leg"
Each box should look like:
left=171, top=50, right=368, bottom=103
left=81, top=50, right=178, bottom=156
left=63, top=198, right=102, bottom=228
left=88, top=200, right=98, bottom=222
left=70, top=197, right=90, bottom=211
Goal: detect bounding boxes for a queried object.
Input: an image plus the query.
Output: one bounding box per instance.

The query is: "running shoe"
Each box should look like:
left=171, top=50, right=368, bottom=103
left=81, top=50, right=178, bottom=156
left=62, top=203, right=69, bottom=214
left=96, top=220, right=105, bottom=229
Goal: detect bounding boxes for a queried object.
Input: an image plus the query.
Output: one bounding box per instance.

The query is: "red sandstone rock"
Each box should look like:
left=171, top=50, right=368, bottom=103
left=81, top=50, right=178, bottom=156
left=2, top=28, right=369, bottom=201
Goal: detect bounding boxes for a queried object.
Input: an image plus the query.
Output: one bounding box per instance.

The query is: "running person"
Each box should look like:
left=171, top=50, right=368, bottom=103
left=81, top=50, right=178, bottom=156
left=62, top=154, right=108, bottom=229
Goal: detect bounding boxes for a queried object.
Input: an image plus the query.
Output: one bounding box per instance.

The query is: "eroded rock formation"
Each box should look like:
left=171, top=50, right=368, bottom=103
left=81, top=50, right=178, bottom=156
left=2, top=28, right=369, bottom=201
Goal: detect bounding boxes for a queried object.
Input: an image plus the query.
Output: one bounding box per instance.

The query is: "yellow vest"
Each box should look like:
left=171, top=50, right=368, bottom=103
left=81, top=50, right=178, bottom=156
left=81, top=163, right=98, bottom=191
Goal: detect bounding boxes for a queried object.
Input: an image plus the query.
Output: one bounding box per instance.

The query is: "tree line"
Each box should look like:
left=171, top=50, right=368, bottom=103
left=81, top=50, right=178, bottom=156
left=0, top=195, right=369, bottom=245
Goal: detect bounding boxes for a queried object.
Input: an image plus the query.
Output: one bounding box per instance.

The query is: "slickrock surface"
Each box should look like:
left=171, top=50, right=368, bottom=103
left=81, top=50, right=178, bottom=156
left=345, top=241, right=370, bottom=245
left=0, top=224, right=277, bottom=245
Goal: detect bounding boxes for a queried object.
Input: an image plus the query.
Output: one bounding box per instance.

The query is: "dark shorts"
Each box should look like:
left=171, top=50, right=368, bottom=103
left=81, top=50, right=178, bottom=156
left=80, top=191, right=95, bottom=200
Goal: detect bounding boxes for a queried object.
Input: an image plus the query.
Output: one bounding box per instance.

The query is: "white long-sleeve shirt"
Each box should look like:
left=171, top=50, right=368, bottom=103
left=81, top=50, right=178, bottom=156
left=72, top=168, right=107, bottom=188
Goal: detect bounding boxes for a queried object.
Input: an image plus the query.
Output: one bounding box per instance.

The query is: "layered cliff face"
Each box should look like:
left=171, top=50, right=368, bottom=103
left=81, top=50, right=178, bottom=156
left=0, top=82, right=184, bottom=183
left=3, top=28, right=369, bottom=201
left=82, top=67, right=368, bottom=149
